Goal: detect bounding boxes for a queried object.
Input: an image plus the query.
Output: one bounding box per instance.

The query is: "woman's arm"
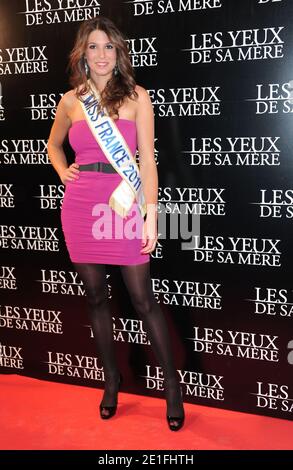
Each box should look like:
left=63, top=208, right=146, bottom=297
left=135, top=85, right=158, bottom=218
left=135, top=85, right=158, bottom=253
left=47, top=92, right=79, bottom=184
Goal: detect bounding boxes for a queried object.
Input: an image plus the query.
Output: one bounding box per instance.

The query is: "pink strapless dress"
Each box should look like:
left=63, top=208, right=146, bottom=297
left=60, top=119, right=150, bottom=265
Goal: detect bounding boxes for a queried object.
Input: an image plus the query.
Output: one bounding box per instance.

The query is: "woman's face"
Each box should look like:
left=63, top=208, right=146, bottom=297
left=84, top=29, right=117, bottom=80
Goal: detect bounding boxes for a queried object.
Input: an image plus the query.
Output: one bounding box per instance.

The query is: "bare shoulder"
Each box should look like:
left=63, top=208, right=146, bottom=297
left=133, top=85, right=154, bottom=127
left=134, top=85, right=153, bottom=120
left=61, top=89, right=78, bottom=109
left=134, top=84, right=151, bottom=104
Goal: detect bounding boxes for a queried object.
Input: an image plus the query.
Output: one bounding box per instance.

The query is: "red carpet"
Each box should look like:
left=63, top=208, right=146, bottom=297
left=0, top=374, right=292, bottom=450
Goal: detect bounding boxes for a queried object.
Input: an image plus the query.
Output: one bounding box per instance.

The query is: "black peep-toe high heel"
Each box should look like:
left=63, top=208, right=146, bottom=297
left=166, top=385, right=185, bottom=431
left=99, top=373, right=123, bottom=420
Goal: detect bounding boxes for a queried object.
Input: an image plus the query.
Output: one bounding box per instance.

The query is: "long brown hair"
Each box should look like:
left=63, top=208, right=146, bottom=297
left=67, top=16, right=137, bottom=118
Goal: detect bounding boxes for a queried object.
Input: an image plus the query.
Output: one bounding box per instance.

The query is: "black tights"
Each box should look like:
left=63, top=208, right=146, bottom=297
left=73, top=261, right=183, bottom=417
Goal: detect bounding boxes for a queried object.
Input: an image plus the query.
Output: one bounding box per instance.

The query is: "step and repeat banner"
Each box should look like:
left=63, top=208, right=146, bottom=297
left=1, top=0, right=293, bottom=420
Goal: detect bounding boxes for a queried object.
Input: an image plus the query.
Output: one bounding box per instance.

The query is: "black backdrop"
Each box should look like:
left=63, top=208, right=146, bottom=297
left=1, top=0, right=293, bottom=420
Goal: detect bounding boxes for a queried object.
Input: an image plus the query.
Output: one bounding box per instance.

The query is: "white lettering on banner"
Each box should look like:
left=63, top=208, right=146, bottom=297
left=0, top=305, right=63, bottom=334
left=38, top=268, right=112, bottom=297
left=112, top=317, right=150, bottom=345
left=20, top=0, right=101, bottom=25
left=152, top=278, right=222, bottom=309
left=46, top=351, right=104, bottom=381
left=158, top=186, right=226, bottom=216
left=249, top=287, right=293, bottom=318
left=129, top=0, right=222, bottom=16
left=0, top=139, right=49, bottom=165
left=253, top=381, right=293, bottom=414
left=37, top=185, right=65, bottom=210
left=184, top=136, right=281, bottom=167
left=27, top=93, right=63, bottom=120
left=247, top=81, right=293, bottom=114
left=0, top=343, right=24, bottom=369
left=186, top=236, right=282, bottom=266
left=0, top=184, right=14, bottom=208
left=148, top=87, right=221, bottom=116
left=0, top=46, right=48, bottom=75
left=185, top=27, right=284, bottom=63
left=0, top=266, right=17, bottom=290
left=0, top=225, right=59, bottom=251
left=127, top=37, right=158, bottom=67
left=253, top=189, right=293, bottom=218
left=101, top=281, right=222, bottom=342
left=189, top=327, right=279, bottom=362
left=258, top=0, right=282, bottom=4
left=144, top=365, right=225, bottom=401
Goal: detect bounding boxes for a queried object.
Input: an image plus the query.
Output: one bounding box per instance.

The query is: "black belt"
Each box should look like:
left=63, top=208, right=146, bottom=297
left=78, top=162, right=117, bottom=174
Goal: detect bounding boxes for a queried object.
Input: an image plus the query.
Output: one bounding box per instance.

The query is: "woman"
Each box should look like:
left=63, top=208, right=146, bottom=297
left=47, top=16, right=185, bottom=431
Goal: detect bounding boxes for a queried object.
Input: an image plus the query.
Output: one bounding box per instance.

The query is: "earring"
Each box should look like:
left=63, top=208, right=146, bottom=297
left=114, top=64, right=119, bottom=76
left=84, top=59, right=89, bottom=75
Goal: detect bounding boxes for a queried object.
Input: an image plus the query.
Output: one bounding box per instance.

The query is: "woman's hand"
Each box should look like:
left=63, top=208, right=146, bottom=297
left=60, top=163, right=80, bottom=185
left=141, top=214, right=158, bottom=254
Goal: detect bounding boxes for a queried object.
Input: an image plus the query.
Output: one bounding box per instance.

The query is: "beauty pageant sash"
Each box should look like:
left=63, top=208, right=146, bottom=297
left=79, top=79, right=147, bottom=219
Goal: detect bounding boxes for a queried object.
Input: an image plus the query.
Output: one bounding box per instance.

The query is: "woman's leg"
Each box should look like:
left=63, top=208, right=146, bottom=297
left=73, top=262, right=120, bottom=415
left=120, top=262, right=184, bottom=422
